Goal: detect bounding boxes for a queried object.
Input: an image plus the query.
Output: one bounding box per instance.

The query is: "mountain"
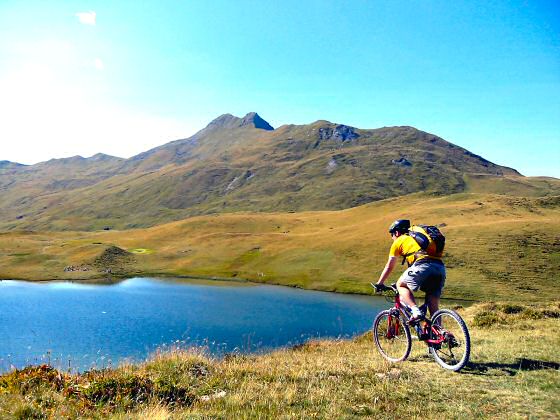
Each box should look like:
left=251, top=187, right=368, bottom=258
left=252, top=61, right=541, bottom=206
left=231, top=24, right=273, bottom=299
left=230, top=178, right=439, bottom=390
left=0, top=112, right=558, bottom=231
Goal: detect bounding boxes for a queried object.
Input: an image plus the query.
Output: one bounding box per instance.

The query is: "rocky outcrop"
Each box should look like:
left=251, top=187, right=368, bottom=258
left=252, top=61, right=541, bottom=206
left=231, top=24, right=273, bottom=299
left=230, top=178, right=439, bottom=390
left=318, top=125, right=359, bottom=142
left=225, top=170, right=256, bottom=192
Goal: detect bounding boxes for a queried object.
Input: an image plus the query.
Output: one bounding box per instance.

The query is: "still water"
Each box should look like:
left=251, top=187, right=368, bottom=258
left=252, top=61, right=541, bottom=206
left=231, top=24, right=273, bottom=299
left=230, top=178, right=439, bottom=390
left=0, top=277, right=387, bottom=372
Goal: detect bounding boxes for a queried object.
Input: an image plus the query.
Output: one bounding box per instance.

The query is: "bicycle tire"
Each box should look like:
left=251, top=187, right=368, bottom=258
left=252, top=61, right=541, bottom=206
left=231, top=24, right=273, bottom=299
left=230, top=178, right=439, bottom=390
left=373, top=309, right=412, bottom=362
left=429, top=309, right=471, bottom=372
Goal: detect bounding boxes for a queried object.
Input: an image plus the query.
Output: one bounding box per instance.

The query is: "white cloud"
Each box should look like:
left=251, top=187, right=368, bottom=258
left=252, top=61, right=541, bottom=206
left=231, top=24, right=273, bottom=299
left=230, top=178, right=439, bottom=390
left=94, top=58, right=104, bottom=70
left=76, top=11, right=96, bottom=26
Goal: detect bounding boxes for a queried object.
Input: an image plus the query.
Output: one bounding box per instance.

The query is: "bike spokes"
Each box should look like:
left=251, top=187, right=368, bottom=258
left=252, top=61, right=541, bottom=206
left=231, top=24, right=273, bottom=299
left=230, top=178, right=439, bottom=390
left=429, top=310, right=470, bottom=371
left=373, top=310, right=412, bottom=362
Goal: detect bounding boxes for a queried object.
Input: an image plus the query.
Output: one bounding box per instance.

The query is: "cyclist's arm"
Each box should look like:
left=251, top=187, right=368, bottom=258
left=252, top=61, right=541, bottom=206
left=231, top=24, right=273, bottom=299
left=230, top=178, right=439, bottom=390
left=376, top=256, right=397, bottom=285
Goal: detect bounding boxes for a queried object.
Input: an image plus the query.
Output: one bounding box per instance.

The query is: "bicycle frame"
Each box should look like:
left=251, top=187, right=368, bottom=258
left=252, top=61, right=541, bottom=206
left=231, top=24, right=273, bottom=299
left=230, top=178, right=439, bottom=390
left=386, top=285, right=447, bottom=346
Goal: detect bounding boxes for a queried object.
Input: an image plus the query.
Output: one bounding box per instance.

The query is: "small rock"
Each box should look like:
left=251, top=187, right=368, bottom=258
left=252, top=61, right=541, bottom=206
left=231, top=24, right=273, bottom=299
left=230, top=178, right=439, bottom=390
left=392, top=157, right=412, bottom=167
left=200, top=390, right=226, bottom=402
left=376, top=368, right=402, bottom=380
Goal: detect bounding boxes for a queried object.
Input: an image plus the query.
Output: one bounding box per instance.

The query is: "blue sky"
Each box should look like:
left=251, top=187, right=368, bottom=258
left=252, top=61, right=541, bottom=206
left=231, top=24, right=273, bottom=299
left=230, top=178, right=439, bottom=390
left=1, top=1, right=559, bottom=177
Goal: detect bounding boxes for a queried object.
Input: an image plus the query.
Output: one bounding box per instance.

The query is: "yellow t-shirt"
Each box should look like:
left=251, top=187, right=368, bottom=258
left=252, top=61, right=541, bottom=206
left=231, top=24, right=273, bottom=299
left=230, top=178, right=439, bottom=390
left=389, top=234, right=431, bottom=266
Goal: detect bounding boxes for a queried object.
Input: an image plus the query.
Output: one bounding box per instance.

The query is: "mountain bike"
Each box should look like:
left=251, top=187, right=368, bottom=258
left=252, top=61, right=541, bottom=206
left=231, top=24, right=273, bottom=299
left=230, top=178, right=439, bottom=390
left=371, top=283, right=470, bottom=372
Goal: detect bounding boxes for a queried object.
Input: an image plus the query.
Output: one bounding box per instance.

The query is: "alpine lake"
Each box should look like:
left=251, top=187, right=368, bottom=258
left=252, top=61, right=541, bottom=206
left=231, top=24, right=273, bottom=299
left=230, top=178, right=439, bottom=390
left=0, top=277, right=466, bottom=372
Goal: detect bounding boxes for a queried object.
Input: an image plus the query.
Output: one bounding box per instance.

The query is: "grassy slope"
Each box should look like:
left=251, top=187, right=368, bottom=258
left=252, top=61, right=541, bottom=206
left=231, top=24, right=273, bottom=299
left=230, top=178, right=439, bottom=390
left=1, top=191, right=559, bottom=302
left=465, top=174, right=560, bottom=197
left=1, top=303, right=558, bottom=419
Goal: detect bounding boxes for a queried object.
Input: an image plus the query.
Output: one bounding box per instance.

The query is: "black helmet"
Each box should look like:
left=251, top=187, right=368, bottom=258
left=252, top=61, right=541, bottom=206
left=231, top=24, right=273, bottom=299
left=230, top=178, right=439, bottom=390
left=389, top=219, right=410, bottom=234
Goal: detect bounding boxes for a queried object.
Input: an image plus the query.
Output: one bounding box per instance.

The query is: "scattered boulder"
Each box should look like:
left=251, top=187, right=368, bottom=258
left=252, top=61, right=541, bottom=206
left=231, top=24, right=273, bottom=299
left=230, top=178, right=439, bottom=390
left=64, top=265, right=91, bottom=272
left=326, top=158, right=338, bottom=174
left=392, top=157, right=412, bottom=167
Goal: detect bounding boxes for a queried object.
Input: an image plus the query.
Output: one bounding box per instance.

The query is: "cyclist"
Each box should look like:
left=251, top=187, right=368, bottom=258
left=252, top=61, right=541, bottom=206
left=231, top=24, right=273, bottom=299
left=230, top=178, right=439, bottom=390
left=374, top=219, right=446, bottom=322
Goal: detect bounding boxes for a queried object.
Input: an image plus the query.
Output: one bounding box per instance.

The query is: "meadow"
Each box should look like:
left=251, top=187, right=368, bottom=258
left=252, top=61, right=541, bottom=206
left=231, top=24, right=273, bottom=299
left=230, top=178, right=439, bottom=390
left=1, top=191, right=558, bottom=302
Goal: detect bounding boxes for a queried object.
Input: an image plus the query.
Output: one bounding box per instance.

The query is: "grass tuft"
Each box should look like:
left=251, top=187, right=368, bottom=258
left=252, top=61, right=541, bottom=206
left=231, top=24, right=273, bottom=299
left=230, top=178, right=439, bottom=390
left=472, top=302, right=560, bottom=327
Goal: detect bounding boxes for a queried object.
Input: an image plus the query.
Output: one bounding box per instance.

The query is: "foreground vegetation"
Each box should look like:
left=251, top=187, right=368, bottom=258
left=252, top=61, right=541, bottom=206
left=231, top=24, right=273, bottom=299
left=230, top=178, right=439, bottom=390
left=1, top=192, right=559, bottom=302
left=1, top=302, right=558, bottom=419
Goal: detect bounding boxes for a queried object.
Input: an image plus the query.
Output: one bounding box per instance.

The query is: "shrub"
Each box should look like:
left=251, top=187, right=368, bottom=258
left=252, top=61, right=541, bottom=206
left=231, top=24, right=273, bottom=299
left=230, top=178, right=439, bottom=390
left=80, top=374, right=152, bottom=408
left=0, top=365, right=66, bottom=394
left=13, top=404, right=45, bottom=420
left=519, top=308, right=543, bottom=320
left=473, top=311, right=504, bottom=327
left=153, top=378, right=196, bottom=406
left=500, top=304, right=524, bottom=314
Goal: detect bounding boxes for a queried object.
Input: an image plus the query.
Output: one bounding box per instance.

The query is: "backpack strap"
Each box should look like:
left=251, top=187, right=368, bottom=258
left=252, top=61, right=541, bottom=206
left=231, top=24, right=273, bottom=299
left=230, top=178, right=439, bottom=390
left=401, top=250, right=428, bottom=266
left=401, top=251, right=415, bottom=267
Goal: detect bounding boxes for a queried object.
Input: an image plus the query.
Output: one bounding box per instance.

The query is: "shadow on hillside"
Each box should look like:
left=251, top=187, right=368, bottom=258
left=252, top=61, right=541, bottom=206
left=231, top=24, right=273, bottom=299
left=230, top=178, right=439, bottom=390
left=462, top=358, right=559, bottom=376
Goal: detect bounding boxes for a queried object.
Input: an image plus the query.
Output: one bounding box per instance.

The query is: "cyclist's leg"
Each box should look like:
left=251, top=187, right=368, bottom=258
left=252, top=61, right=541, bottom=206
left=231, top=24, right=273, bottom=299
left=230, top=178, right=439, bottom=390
left=425, top=294, right=440, bottom=317
left=396, top=280, right=417, bottom=308
left=397, top=266, right=424, bottom=313
left=421, top=263, right=446, bottom=317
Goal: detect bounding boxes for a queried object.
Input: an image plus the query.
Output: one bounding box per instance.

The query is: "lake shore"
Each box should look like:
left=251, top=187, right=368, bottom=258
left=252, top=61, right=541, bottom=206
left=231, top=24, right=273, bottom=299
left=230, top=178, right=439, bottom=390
left=0, top=273, right=479, bottom=305
left=1, top=302, right=558, bottom=419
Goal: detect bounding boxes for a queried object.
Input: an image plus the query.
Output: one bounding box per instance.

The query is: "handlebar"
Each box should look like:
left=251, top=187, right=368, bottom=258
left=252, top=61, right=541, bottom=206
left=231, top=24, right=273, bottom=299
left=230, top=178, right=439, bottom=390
left=370, top=282, right=398, bottom=294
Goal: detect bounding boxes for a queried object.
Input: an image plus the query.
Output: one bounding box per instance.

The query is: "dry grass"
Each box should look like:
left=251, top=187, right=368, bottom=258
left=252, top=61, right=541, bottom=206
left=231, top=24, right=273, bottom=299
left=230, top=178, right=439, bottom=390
left=1, top=192, right=559, bottom=302
left=1, top=302, right=558, bottom=419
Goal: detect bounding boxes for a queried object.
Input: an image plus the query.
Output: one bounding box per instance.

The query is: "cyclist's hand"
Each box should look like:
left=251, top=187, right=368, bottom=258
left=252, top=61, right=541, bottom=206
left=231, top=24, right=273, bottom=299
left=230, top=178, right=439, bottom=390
left=372, top=283, right=385, bottom=293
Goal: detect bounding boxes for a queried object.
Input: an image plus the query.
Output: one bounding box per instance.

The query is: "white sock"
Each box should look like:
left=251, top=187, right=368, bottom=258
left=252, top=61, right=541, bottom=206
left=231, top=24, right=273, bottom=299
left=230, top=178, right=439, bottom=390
left=411, top=306, right=422, bottom=317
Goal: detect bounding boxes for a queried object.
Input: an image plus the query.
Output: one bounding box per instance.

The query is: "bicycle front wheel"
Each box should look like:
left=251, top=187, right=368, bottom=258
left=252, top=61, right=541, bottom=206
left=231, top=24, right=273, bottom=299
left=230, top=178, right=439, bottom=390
left=429, top=309, right=471, bottom=371
left=373, top=309, right=412, bottom=362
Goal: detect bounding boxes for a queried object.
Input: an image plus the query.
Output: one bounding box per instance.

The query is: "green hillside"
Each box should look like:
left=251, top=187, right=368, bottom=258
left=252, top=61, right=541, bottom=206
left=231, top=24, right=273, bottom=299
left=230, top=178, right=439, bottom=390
left=2, top=112, right=550, bottom=232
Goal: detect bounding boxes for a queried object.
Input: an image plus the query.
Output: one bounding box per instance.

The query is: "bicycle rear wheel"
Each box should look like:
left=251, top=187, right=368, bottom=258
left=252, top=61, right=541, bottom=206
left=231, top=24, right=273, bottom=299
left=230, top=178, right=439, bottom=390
left=373, top=309, right=412, bottom=362
left=429, top=309, right=471, bottom=371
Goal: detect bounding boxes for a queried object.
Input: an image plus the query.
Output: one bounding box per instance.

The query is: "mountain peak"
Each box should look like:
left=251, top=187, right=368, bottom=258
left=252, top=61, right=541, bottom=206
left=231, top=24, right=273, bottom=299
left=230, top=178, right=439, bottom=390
left=206, top=112, right=273, bottom=131
left=88, top=153, right=121, bottom=161
left=207, top=113, right=239, bottom=129
left=240, top=112, right=274, bottom=130
left=0, top=160, right=25, bottom=169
